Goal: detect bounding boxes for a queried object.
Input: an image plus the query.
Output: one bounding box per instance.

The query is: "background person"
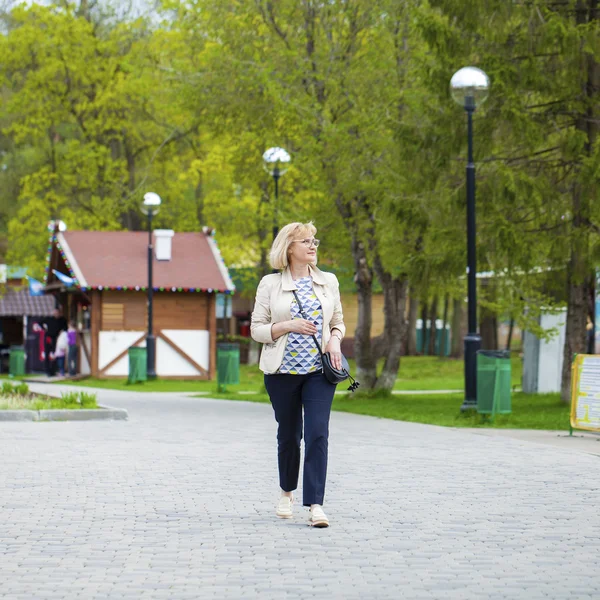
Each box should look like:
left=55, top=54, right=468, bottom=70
left=43, top=307, right=68, bottom=377
left=54, top=328, right=68, bottom=377
left=251, top=221, right=345, bottom=528
left=67, top=321, right=78, bottom=376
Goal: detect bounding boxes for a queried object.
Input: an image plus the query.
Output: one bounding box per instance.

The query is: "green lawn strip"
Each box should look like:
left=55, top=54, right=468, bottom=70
left=60, top=355, right=523, bottom=394
left=381, top=355, right=522, bottom=391
left=332, top=391, right=567, bottom=429
left=60, top=364, right=265, bottom=394
left=195, top=390, right=569, bottom=430
left=60, top=362, right=568, bottom=429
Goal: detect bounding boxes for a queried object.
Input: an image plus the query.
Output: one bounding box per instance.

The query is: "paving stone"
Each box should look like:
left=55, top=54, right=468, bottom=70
left=0, top=382, right=599, bottom=600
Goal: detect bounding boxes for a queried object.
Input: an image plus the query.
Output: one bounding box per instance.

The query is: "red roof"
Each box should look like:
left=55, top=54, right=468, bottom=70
left=54, top=231, right=234, bottom=292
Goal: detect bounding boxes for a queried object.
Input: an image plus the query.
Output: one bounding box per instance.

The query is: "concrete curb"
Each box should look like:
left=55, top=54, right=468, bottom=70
left=0, top=404, right=128, bottom=422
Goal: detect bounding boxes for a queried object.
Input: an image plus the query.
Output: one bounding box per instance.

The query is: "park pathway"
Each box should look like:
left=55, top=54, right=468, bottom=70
left=1, top=383, right=599, bottom=600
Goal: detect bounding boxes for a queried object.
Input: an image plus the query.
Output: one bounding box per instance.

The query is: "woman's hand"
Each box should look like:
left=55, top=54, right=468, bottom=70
left=287, top=319, right=318, bottom=336
left=271, top=318, right=317, bottom=340
left=324, top=336, right=343, bottom=370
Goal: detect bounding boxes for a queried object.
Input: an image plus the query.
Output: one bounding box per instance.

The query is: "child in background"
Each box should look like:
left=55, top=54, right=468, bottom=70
left=54, top=328, right=68, bottom=377
left=67, top=321, right=78, bottom=376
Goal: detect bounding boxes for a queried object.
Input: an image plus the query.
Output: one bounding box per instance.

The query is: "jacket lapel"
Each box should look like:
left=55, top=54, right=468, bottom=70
left=281, top=265, right=327, bottom=289
left=281, top=268, right=296, bottom=291
left=309, top=265, right=328, bottom=286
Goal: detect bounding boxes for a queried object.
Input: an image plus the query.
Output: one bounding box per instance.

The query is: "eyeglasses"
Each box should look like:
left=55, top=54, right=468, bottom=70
left=292, top=238, right=320, bottom=248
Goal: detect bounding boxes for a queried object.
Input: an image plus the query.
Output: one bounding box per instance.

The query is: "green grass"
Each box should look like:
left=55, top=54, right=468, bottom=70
left=332, top=391, right=567, bottom=429
left=60, top=355, right=568, bottom=430
left=61, top=364, right=266, bottom=394
left=202, top=389, right=569, bottom=430
left=389, top=355, right=522, bottom=391
left=62, top=355, right=522, bottom=394
left=0, top=390, right=98, bottom=411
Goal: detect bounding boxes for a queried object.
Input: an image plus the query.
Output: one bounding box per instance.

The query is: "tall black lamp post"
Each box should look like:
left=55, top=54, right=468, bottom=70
left=142, top=192, right=162, bottom=380
left=262, top=147, right=291, bottom=242
left=450, top=66, right=490, bottom=412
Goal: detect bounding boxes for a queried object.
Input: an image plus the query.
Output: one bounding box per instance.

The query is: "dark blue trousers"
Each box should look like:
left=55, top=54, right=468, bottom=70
left=264, top=371, right=336, bottom=507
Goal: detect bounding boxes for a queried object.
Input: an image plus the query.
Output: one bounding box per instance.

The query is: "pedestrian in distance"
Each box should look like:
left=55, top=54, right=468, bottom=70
left=251, top=222, right=346, bottom=528
left=67, top=321, right=78, bottom=376
left=43, top=307, right=68, bottom=377
left=54, top=328, right=68, bottom=377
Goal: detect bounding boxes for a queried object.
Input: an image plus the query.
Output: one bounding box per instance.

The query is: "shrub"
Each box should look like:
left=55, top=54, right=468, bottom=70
left=14, top=383, right=29, bottom=396
left=217, top=334, right=251, bottom=345
left=1, top=381, right=14, bottom=395
left=60, top=391, right=81, bottom=405
left=79, top=392, right=97, bottom=408
left=59, top=391, right=98, bottom=408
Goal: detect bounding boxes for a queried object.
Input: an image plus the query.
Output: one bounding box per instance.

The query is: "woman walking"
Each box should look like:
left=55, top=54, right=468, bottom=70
left=251, top=222, right=345, bottom=528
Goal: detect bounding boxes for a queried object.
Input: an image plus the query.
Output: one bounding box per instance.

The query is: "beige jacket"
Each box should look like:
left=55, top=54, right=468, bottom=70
left=251, top=265, right=346, bottom=374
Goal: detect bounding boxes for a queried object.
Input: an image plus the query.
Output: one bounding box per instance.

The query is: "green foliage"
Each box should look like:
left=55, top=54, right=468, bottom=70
left=0, top=1, right=597, bottom=396
left=0, top=381, right=29, bottom=396
left=1, top=381, right=14, bottom=395
left=0, top=3, right=205, bottom=274
left=78, top=392, right=98, bottom=408
left=0, top=384, right=96, bottom=409
left=59, top=390, right=97, bottom=408
left=14, top=382, right=29, bottom=396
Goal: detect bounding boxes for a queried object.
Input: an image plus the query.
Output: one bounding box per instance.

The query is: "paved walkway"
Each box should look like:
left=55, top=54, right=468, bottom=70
left=1, top=384, right=599, bottom=600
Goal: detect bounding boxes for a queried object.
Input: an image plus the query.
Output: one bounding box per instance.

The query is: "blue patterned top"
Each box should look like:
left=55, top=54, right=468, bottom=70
left=278, top=277, right=323, bottom=375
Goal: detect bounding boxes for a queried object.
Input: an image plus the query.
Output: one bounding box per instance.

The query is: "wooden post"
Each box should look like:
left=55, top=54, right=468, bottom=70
left=90, top=290, right=102, bottom=377
left=208, top=293, right=216, bottom=380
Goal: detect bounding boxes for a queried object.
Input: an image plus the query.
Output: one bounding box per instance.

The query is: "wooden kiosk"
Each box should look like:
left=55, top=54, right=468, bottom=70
left=44, top=225, right=235, bottom=379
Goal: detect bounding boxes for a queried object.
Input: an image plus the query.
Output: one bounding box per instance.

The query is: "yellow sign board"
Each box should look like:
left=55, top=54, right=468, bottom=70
left=570, top=354, right=600, bottom=433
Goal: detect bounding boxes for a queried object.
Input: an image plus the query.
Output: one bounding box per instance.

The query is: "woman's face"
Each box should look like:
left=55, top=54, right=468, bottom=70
left=288, top=233, right=319, bottom=266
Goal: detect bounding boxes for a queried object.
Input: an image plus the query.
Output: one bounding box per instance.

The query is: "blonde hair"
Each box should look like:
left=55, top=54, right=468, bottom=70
left=269, top=222, right=317, bottom=270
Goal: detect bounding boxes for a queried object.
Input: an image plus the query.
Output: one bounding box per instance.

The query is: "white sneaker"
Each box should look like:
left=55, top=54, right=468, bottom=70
left=276, top=495, right=293, bottom=519
left=309, top=505, right=329, bottom=528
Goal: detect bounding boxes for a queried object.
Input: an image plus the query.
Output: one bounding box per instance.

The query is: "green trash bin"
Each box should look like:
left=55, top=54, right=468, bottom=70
left=416, top=322, right=451, bottom=356
left=217, top=343, right=240, bottom=391
left=477, top=350, right=512, bottom=417
left=9, top=346, right=25, bottom=378
left=128, top=347, right=147, bottom=384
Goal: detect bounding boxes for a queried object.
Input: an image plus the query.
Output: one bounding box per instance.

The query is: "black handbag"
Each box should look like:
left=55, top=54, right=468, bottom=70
left=292, top=291, right=360, bottom=392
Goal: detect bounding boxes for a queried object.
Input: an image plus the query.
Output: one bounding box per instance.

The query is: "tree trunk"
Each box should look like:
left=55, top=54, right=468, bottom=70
left=561, top=6, right=598, bottom=402
left=480, top=314, right=498, bottom=350
left=420, top=298, right=429, bottom=355
left=561, top=186, right=592, bottom=403
left=428, top=296, right=438, bottom=356
left=450, top=298, right=464, bottom=358
left=587, top=276, right=595, bottom=354
left=122, top=137, right=141, bottom=231
left=257, top=181, right=270, bottom=278
left=406, top=293, right=418, bottom=356
left=195, top=170, right=205, bottom=227
left=374, top=268, right=409, bottom=391
left=352, top=239, right=377, bottom=387
left=506, top=318, right=515, bottom=352
left=77, top=0, right=91, bottom=21
left=440, top=294, right=449, bottom=358
left=371, top=333, right=389, bottom=361
left=479, top=278, right=498, bottom=350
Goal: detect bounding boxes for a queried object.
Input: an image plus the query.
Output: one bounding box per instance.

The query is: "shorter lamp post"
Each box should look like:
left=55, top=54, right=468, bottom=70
left=450, top=66, right=490, bottom=412
left=262, top=147, right=291, bottom=242
left=142, top=192, right=162, bottom=380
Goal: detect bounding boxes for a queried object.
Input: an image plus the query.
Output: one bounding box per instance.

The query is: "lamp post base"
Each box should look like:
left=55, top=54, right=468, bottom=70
left=147, top=334, right=157, bottom=380
left=461, top=333, right=481, bottom=412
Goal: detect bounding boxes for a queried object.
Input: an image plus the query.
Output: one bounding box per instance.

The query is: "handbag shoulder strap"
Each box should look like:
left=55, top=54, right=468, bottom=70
left=292, top=289, right=323, bottom=355
left=294, top=289, right=359, bottom=392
